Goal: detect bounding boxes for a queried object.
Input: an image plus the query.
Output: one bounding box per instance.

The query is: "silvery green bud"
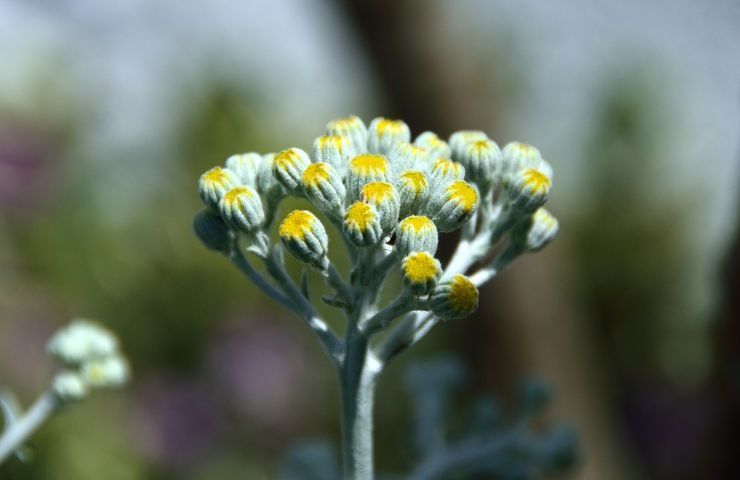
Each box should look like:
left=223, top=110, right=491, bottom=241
left=273, top=148, right=311, bottom=193
left=427, top=180, right=480, bottom=232
left=343, top=201, right=383, bottom=247
left=501, top=142, right=543, bottom=184
left=402, top=251, right=441, bottom=295
left=395, top=170, right=429, bottom=217
left=53, top=371, right=88, bottom=402
left=198, top=166, right=240, bottom=211
left=508, top=167, right=552, bottom=213
left=225, top=152, right=262, bottom=187
left=257, top=153, right=286, bottom=201
left=449, top=130, right=488, bottom=162
left=313, top=135, right=351, bottom=174
left=47, top=320, right=119, bottom=366
left=219, top=186, right=265, bottom=234
left=326, top=115, right=367, bottom=157
left=396, top=215, right=438, bottom=258
left=460, top=138, right=502, bottom=188
left=347, top=154, right=390, bottom=200
left=513, top=208, right=559, bottom=252
left=429, top=158, right=465, bottom=191
left=193, top=209, right=231, bottom=252
left=367, top=117, right=410, bottom=156
left=301, top=162, right=346, bottom=216
left=415, top=131, right=451, bottom=160
left=359, top=182, right=400, bottom=232
left=279, top=210, right=329, bottom=270
left=81, top=355, right=130, bottom=388
left=389, top=141, right=430, bottom=174
left=429, top=274, right=479, bottom=320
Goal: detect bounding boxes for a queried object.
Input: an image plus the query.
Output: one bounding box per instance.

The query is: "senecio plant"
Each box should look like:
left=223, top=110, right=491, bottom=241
left=194, top=116, right=560, bottom=479
left=0, top=320, right=129, bottom=464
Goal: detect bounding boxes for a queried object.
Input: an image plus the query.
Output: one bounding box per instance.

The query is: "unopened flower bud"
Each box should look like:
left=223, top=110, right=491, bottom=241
left=193, top=209, right=231, bottom=252
left=257, top=153, right=286, bottom=201
left=81, top=355, right=130, bottom=388
left=279, top=210, right=329, bottom=270
left=460, top=138, right=502, bottom=188
left=347, top=154, right=390, bottom=200
left=396, top=215, right=438, bottom=258
left=395, top=170, right=429, bottom=217
left=225, top=152, right=262, bottom=187
left=415, top=131, right=451, bottom=160
left=326, top=115, right=367, bottom=157
left=367, top=117, right=410, bottom=156
left=343, top=201, right=383, bottom=247
left=47, top=320, right=119, bottom=366
left=429, top=158, right=465, bottom=191
left=449, top=130, right=488, bottom=162
left=219, top=186, right=265, bottom=234
left=273, top=148, right=311, bottom=193
left=402, top=251, right=441, bottom=295
left=53, top=372, right=88, bottom=402
left=501, top=142, right=543, bottom=184
left=301, top=162, right=346, bottom=216
left=198, top=166, right=240, bottom=211
left=509, top=167, right=552, bottom=213
left=514, top=208, right=559, bottom=252
left=429, top=274, right=479, bottom=320
left=390, top=142, right=430, bottom=173
left=427, top=180, right=479, bottom=232
left=313, top=135, right=351, bottom=174
left=360, top=182, right=400, bottom=232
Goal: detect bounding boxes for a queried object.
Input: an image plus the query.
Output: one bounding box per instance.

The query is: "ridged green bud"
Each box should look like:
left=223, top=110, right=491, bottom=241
left=343, top=201, right=383, bottom=247
left=459, top=138, right=502, bottom=188
left=193, top=209, right=231, bottom=252
left=225, top=152, right=262, bottom=187
left=347, top=154, right=390, bottom=200
left=429, top=158, right=465, bottom=192
left=389, top=141, right=430, bottom=174
left=427, top=180, right=479, bottom=232
left=513, top=208, right=559, bottom=252
left=81, top=355, right=130, bottom=388
left=301, top=162, right=346, bottom=216
left=367, top=117, right=410, bottom=156
left=415, top=131, right=451, bottom=160
left=326, top=115, right=368, bottom=157
left=501, top=142, right=544, bottom=184
left=508, top=167, right=552, bottom=213
left=257, top=153, right=286, bottom=201
left=279, top=210, right=329, bottom=270
left=395, top=170, right=429, bottom=217
left=313, top=135, right=351, bottom=174
left=429, top=274, right=479, bottom=320
left=359, top=182, right=400, bottom=232
left=402, top=251, right=441, bottom=295
left=219, top=186, right=265, bottom=234
left=449, top=130, right=488, bottom=163
left=198, top=166, right=240, bottom=211
left=273, top=148, right=311, bottom=193
left=53, top=371, right=88, bottom=401
left=396, top=215, right=438, bottom=258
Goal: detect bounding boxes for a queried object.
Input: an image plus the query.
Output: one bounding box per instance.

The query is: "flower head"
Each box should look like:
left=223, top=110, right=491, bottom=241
left=449, top=130, right=488, bottom=162
left=396, top=170, right=429, bottom=217
left=359, top=182, right=400, bottom=232
left=301, top=162, right=346, bottom=216
left=459, top=138, right=502, bottom=188
left=396, top=215, right=438, bottom=258
left=347, top=154, right=390, bottom=200
left=219, top=186, right=265, bottom=234
left=279, top=210, right=329, bottom=270
left=47, top=320, right=119, bottom=366
left=513, top=208, right=559, bottom=252
left=225, top=152, right=262, bottom=187
left=313, top=135, right=350, bottom=174
left=509, top=167, right=552, bottom=213
left=273, top=148, right=312, bottom=193
left=198, top=166, right=240, bottom=211
left=429, top=274, right=479, bottom=320
left=428, top=180, right=479, bottom=232
left=368, top=117, right=410, bottom=156
left=402, top=251, right=441, bottom=294
left=415, top=131, right=451, bottom=160
left=343, top=202, right=383, bottom=247
left=326, top=115, right=367, bottom=157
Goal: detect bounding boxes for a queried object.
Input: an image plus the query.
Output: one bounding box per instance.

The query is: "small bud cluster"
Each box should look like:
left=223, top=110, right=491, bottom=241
left=195, top=115, right=558, bottom=322
left=46, top=320, right=129, bottom=402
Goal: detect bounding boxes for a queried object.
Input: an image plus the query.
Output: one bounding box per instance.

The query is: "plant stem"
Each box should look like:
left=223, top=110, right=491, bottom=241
left=0, top=391, right=58, bottom=464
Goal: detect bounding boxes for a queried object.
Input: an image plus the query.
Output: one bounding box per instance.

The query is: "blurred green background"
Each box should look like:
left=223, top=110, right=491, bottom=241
left=1, top=1, right=739, bottom=479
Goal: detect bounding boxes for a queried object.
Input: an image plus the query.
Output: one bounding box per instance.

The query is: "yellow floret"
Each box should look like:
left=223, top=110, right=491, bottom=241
left=275, top=149, right=301, bottom=168
left=346, top=202, right=376, bottom=231
left=403, top=252, right=439, bottom=284
left=434, top=158, right=462, bottom=175
left=521, top=168, right=551, bottom=193
left=319, top=135, right=346, bottom=151
left=279, top=210, right=315, bottom=240
left=400, top=215, right=434, bottom=233
left=375, top=118, right=405, bottom=134
left=360, top=182, right=394, bottom=203
left=400, top=171, right=427, bottom=193
left=350, top=154, right=388, bottom=175
left=446, top=181, right=478, bottom=212
left=448, top=275, right=478, bottom=312
left=203, top=167, right=230, bottom=185
left=302, top=163, right=331, bottom=188
left=222, top=187, right=253, bottom=205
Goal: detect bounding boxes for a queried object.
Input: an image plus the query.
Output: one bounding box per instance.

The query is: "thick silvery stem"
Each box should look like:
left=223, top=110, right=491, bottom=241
left=0, top=392, right=58, bottom=464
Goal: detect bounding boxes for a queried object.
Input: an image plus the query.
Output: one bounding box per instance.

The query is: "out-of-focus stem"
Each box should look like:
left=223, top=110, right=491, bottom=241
left=0, top=392, right=58, bottom=464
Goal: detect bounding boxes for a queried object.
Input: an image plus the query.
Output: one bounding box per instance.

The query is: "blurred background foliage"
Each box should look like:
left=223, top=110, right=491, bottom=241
left=1, top=1, right=739, bottom=479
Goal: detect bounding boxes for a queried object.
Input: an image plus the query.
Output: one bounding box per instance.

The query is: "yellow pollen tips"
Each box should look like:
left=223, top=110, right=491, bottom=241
left=319, top=135, right=345, bottom=151
left=434, top=158, right=460, bottom=174
left=275, top=149, right=300, bottom=168
left=360, top=182, right=393, bottom=203
left=302, top=163, right=331, bottom=187
left=279, top=210, right=315, bottom=240
left=522, top=168, right=551, bottom=193
left=346, top=202, right=375, bottom=231
left=376, top=118, right=406, bottom=134
left=204, top=167, right=229, bottom=185
left=449, top=275, right=479, bottom=312
left=446, top=180, right=478, bottom=212
left=472, top=140, right=491, bottom=150
left=400, top=171, right=427, bottom=191
left=403, top=252, right=439, bottom=283
left=350, top=154, right=388, bottom=175
left=223, top=187, right=253, bottom=204
left=400, top=215, right=434, bottom=232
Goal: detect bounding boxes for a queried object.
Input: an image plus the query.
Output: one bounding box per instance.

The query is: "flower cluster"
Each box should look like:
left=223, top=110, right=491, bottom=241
left=46, top=320, right=129, bottom=402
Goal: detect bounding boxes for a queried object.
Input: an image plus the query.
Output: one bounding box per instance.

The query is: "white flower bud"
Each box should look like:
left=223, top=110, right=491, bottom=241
left=396, top=170, right=429, bottom=217
left=429, top=158, right=465, bottom=192
left=508, top=167, right=552, bottom=213
left=273, top=148, right=311, bottom=193
left=313, top=135, right=351, bottom=175
left=347, top=154, right=390, bottom=200
left=402, top=251, right=441, bottom=295
left=415, top=131, right=451, bottom=160
left=52, top=372, right=88, bottom=402
left=501, top=142, right=544, bottom=185
left=81, top=355, right=130, bottom=388
left=257, top=153, right=286, bottom=201
left=514, top=208, right=559, bottom=252
left=225, top=153, right=262, bottom=187
left=219, top=186, right=265, bottom=234
left=389, top=142, right=430, bottom=174
left=429, top=274, right=479, bottom=320
left=359, top=182, right=400, bottom=233
left=367, top=117, right=410, bottom=156
left=279, top=210, right=330, bottom=270
left=343, top=201, right=383, bottom=247
left=396, top=215, right=438, bottom=258
left=47, top=320, right=119, bottom=366
left=301, top=162, right=346, bottom=216
left=459, top=138, right=502, bottom=188
left=198, top=166, right=240, bottom=211
left=193, top=209, right=231, bottom=252
left=427, top=180, right=480, bottom=232
left=448, top=130, right=488, bottom=162
left=326, top=115, right=368, bottom=157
